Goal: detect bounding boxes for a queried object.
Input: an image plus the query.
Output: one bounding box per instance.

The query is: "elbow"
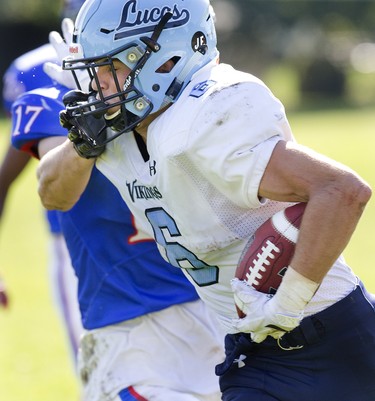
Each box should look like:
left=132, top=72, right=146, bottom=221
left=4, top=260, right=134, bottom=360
left=356, top=179, right=372, bottom=209
left=341, top=172, right=372, bottom=212
left=37, top=181, right=77, bottom=212
left=37, top=165, right=77, bottom=211
left=40, top=199, right=75, bottom=212
left=39, top=194, right=76, bottom=212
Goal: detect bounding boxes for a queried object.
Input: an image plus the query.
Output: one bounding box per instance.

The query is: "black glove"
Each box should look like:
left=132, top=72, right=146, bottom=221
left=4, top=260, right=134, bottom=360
left=61, top=90, right=108, bottom=159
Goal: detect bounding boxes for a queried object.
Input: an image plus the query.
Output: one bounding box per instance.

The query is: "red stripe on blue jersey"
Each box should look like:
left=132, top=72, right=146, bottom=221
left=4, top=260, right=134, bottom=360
left=119, top=386, right=148, bottom=401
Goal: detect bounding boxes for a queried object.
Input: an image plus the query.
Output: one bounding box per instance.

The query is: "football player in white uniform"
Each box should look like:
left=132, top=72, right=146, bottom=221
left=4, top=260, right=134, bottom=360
left=11, top=12, right=225, bottom=401
left=37, top=0, right=375, bottom=400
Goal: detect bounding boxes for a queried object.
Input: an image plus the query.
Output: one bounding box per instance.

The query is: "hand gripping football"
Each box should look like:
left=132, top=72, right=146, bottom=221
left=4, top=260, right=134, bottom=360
left=235, top=203, right=307, bottom=296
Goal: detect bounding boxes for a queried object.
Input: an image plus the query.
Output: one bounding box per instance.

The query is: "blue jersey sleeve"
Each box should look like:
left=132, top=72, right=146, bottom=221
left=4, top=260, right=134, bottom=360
left=2, top=44, right=57, bottom=114
left=11, top=85, right=69, bottom=158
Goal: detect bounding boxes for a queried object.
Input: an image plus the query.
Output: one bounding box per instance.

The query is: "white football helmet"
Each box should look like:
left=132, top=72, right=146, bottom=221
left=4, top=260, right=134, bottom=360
left=63, top=0, right=218, bottom=137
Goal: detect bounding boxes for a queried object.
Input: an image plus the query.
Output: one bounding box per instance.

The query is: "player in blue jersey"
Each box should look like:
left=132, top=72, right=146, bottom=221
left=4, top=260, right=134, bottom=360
left=0, top=1, right=84, bottom=362
left=0, top=35, right=57, bottom=311
left=42, top=0, right=375, bottom=400
left=10, top=26, right=225, bottom=401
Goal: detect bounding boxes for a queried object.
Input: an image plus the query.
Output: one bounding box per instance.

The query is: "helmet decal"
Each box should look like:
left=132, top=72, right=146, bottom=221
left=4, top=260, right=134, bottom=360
left=191, top=32, right=208, bottom=52
left=116, top=1, right=190, bottom=40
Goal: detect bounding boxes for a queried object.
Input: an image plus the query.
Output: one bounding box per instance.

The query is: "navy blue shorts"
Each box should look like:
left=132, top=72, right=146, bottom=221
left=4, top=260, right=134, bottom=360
left=216, top=283, right=375, bottom=401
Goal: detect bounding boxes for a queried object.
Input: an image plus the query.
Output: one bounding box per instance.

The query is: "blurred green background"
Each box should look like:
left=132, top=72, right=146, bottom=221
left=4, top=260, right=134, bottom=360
left=2, top=0, right=375, bottom=111
left=1, top=1, right=375, bottom=400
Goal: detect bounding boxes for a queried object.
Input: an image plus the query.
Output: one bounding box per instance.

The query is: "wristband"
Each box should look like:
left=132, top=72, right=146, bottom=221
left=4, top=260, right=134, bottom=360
left=272, top=266, right=320, bottom=315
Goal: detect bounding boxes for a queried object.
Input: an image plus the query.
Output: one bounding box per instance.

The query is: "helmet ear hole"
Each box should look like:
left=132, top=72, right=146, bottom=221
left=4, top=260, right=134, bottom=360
left=170, top=56, right=181, bottom=65
left=156, top=57, right=181, bottom=74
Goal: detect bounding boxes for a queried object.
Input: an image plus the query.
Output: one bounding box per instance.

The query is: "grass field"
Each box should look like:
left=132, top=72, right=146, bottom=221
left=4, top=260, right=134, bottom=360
left=0, top=105, right=375, bottom=401
left=0, top=117, right=79, bottom=401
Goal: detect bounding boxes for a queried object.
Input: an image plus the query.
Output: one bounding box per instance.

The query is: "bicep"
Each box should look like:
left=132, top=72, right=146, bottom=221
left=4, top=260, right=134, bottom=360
left=259, top=140, right=349, bottom=203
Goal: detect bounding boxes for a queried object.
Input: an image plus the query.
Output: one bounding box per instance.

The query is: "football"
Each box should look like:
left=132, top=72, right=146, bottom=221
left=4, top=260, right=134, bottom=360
left=234, top=202, right=306, bottom=317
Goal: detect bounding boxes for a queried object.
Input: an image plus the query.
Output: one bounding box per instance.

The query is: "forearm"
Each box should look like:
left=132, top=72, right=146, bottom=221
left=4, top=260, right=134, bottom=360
left=37, top=139, right=95, bottom=211
left=260, top=141, right=372, bottom=284
left=0, top=146, right=31, bottom=217
left=290, top=177, right=370, bottom=283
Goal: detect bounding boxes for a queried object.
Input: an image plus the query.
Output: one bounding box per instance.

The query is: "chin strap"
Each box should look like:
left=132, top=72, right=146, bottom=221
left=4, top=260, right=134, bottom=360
left=127, top=11, right=174, bottom=90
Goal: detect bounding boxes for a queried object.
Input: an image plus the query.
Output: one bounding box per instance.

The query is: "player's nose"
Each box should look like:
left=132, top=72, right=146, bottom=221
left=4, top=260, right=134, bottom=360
left=91, top=68, right=109, bottom=92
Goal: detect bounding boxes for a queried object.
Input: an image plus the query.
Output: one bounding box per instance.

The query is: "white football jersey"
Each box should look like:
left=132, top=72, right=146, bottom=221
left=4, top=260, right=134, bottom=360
left=97, top=63, right=357, bottom=328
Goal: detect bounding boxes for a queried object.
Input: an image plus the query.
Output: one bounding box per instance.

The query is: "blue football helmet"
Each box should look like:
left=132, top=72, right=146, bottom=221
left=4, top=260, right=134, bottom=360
left=63, top=0, right=218, bottom=138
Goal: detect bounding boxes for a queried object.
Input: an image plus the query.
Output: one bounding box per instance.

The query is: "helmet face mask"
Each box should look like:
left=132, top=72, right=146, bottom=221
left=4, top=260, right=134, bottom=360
left=63, top=0, right=218, bottom=138
left=64, top=41, right=154, bottom=134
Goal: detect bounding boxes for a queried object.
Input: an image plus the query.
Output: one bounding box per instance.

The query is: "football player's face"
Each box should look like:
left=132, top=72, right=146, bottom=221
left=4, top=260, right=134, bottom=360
left=91, top=59, right=131, bottom=115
